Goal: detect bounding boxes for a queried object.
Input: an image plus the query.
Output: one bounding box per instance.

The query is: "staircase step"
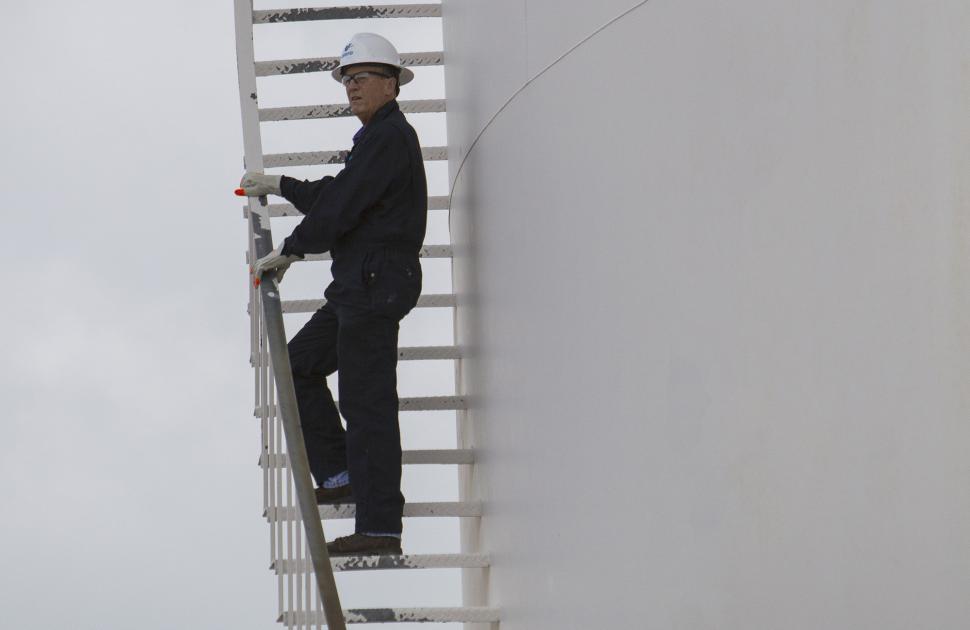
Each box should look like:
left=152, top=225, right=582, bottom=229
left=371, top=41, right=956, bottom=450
left=260, top=98, right=445, bottom=121
left=272, top=553, right=489, bottom=574
left=254, top=396, right=466, bottom=418
left=265, top=501, right=482, bottom=521
left=243, top=196, right=448, bottom=218
left=280, top=607, right=500, bottom=625
left=256, top=51, right=442, bottom=77
left=254, top=4, right=441, bottom=24
left=396, top=395, right=466, bottom=411
left=396, top=345, right=461, bottom=360
left=304, top=245, right=453, bottom=262
left=402, top=448, right=473, bottom=464
left=244, top=245, right=452, bottom=264
left=263, top=146, right=446, bottom=168
left=319, top=501, right=482, bottom=520
left=260, top=449, right=474, bottom=469
left=250, top=344, right=459, bottom=367
left=280, top=293, right=456, bottom=313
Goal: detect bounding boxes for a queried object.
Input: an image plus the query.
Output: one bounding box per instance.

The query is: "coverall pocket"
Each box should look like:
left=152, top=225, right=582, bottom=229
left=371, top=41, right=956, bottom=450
left=363, top=249, right=422, bottom=319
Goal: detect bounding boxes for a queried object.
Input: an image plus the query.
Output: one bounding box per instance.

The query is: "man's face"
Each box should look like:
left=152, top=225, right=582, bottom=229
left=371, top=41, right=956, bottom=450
left=343, top=64, right=396, bottom=124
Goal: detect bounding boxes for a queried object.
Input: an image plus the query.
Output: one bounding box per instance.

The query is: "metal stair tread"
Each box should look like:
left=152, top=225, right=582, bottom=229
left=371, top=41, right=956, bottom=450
left=394, top=344, right=461, bottom=360
left=254, top=4, right=442, bottom=24
left=254, top=396, right=467, bottom=417
left=260, top=98, right=445, bottom=121
left=250, top=344, right=460, bottom=367
left=256, top=51, right=442, bottom=77
left=303, top=245, right=453, bottom=261
left=318, top=501, right=482, bottom=519
left=260, top=449, right=474, bottom=469
left=262, top=146, right=446, bottom=168
left=272, top=553, right=490, bottom=573
left=279, top=606, right=501, bottom=624
left=281, top=293, right=456, bottom=313
left=265, top=501, right=482, bottom=521
left=243, top=196, right=448, bottom=218
left=395, top=395, right=466, bottom=411
left=244, top=245, right=453, bottom=263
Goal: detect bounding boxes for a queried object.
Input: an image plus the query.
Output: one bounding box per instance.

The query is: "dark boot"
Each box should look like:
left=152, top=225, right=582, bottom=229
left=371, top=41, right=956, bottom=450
left=315, top=484, right=354, bottom=505
left=326, top=533, right=402, bottom=557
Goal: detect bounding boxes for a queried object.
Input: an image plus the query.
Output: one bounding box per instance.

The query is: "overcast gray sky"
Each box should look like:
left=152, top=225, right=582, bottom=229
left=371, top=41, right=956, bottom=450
left=1, top=2, right=456, bottom=628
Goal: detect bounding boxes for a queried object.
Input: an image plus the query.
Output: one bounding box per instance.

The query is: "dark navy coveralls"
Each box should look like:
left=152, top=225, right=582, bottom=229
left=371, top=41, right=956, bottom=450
left=278, top=100, right=427, bottom=535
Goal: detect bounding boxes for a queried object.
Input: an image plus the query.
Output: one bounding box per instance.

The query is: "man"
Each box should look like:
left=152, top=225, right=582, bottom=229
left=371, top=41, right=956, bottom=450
left=236, top=33, right=427, bottom=557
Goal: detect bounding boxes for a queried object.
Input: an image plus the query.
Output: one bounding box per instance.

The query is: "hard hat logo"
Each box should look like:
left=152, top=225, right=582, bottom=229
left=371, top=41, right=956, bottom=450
left=332, top=33, right=414, bottom=86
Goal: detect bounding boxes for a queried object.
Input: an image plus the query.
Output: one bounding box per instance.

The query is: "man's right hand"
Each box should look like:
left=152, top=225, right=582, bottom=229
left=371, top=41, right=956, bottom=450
left=236, top=172, right=282, bottom=197
left=252, top=242, right=302, bottom=286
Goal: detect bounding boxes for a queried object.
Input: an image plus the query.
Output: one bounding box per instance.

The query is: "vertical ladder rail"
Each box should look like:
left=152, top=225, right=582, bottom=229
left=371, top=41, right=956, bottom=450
left=233, top=1, right=346, bottom=628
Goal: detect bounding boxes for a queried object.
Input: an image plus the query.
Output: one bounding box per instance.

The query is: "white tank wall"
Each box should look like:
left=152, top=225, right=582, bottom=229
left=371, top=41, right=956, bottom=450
left=442, top=2, right=970, bottom=628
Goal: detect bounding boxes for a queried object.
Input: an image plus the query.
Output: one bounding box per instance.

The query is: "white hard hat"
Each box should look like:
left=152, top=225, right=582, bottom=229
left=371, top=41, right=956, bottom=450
left=331, top=33, right=414, bottom=86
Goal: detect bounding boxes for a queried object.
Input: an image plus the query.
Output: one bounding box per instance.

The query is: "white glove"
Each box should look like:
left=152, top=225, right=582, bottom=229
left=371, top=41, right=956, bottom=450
left=236, top=171, right=282, bottom=197
left=252, top=243, right=302, bottom=285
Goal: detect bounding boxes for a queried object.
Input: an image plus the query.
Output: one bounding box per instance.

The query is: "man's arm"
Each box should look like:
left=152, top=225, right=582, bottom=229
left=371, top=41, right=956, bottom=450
left=279, top=175, right=335, bottom=214
left=281, top=126, right=407, bottom=256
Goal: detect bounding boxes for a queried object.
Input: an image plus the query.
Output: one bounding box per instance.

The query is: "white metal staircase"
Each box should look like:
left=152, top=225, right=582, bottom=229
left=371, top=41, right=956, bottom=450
left=233, top=1, right=497, bottom=627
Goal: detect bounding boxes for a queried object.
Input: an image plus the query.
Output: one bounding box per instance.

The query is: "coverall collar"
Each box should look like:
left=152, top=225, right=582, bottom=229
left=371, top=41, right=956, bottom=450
left=353, top=99, right=399, bottom=144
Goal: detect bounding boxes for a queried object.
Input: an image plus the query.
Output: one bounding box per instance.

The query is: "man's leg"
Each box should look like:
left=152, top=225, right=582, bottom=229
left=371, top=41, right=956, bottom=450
left=336, top=306, right=405, bottom=536
left=287, top=303, right=345, bottom=487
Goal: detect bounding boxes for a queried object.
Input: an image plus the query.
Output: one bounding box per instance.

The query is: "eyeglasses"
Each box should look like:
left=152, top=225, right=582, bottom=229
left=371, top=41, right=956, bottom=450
left=340, top=70, right=391, bottom=86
